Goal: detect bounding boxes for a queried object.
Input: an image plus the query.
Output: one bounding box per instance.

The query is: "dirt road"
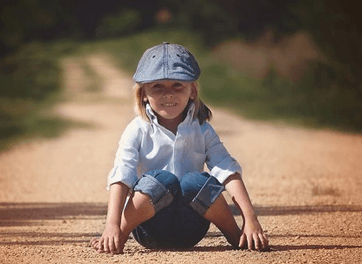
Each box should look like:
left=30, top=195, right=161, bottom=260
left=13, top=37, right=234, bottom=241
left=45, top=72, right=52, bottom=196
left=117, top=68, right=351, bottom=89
left=0, top=53, right=361, bottom=264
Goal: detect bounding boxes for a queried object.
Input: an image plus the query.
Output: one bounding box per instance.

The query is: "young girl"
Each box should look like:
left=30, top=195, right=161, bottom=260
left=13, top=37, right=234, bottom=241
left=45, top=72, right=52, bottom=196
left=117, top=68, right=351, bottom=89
left=90, top=42, right=268, bottom=254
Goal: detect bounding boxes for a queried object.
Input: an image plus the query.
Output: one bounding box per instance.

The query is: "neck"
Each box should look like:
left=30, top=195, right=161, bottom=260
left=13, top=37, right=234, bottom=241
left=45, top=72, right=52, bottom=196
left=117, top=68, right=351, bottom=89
left=157, top=114, right=184, bottom=135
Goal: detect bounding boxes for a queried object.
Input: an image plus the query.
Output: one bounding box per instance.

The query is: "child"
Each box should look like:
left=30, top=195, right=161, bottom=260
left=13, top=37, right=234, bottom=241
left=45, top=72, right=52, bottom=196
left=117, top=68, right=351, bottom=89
left=90, top=42, right=268, bottom=254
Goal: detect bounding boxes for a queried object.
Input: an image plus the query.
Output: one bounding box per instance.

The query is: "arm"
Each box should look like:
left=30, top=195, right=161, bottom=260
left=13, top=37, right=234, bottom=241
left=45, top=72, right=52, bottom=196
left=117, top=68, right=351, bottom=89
left=224, top=173, right=269, bottom=251
left=92, top=119, right=143, bottom=254
left=93, top=182, right=129, bottom=254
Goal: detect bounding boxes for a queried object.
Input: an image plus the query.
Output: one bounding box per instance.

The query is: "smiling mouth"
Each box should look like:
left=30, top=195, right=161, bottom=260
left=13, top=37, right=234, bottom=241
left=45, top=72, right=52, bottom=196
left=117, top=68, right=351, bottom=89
left=162, top=103, right=177, bottom=107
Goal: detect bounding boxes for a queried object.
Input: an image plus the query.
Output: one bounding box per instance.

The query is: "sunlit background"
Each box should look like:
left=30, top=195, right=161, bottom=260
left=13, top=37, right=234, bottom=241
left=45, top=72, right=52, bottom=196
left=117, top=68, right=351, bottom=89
left=1, top=0, right=361, bottom=150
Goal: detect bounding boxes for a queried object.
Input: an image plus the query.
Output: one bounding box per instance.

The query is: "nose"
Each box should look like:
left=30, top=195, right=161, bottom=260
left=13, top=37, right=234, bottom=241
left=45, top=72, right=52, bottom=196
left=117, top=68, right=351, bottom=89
left=163, top=88, right=174, bottom=98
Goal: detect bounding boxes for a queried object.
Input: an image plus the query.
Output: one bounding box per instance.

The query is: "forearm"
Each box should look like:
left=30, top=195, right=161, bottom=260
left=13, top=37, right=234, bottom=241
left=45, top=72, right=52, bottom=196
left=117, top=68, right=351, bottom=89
left=106, top=182, right=129, bottom=226
left=91, top=182, right=129, bottom=254
left=224, top=173, right=257, bottom=221
left=224, top=173, right=269, bottom=250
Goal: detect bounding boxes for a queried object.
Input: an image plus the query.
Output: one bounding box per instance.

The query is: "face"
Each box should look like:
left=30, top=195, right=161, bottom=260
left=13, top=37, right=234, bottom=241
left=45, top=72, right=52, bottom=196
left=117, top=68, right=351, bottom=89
left=143, top=80, right=196, bottom=124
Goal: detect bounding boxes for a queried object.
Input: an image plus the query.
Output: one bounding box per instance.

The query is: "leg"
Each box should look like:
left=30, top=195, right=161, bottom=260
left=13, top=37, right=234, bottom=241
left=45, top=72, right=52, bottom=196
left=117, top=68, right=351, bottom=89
left=131, top=170, right=181, bottom=248
left=181, top=172, right=241, bottom=248
left=90, top=191, right=155, bottom=253
left=120, top=191, right=156, bottom=242
left=203, top=193, right=241, bottom=248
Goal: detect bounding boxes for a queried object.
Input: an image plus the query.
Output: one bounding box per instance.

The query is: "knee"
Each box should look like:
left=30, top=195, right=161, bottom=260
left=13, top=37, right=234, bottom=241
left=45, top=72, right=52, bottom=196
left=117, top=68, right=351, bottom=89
left=180, top=172, right=224, bottom=216
left=133, top=170, right=180, bottom=213
left=142, top=170, right=180, bottom=195
left=180, top=172, right=210, bottom=199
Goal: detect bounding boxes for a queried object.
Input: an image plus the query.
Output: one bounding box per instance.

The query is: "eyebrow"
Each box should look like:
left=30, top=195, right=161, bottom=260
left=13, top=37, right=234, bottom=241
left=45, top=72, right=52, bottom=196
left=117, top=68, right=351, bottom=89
left=152, top=83, right=163, bottom=88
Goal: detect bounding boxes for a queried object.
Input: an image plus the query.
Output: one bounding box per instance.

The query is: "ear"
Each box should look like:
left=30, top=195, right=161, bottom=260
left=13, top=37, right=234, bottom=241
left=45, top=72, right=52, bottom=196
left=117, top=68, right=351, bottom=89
left=138, top=85, right=148, bottom=103
left=190, top=83, right=198, bottom=100
left=142, top=90, right=148, bottom=102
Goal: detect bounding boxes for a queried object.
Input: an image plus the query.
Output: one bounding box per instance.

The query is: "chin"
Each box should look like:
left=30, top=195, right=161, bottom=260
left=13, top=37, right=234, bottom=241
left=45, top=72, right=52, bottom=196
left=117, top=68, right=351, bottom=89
left=159, top=111, right=182, bottom=120
left=163, top=115, right=178, bottom=120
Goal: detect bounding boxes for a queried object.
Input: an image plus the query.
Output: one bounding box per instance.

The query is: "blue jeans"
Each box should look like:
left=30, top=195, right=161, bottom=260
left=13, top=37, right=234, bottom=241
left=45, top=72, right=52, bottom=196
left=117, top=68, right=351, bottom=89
left=132, top=170, right=224, bottom=249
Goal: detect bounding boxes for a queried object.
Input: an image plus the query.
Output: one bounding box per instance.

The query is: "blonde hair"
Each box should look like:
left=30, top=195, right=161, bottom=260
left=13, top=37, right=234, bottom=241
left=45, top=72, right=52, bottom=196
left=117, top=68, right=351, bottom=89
left=134, top=82, right=212, bottom=124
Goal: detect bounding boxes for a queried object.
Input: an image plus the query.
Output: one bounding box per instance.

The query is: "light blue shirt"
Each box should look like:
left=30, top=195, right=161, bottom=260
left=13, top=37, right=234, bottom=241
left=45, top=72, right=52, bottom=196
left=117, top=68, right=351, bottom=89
left=107, top=104, right=242, bottom=189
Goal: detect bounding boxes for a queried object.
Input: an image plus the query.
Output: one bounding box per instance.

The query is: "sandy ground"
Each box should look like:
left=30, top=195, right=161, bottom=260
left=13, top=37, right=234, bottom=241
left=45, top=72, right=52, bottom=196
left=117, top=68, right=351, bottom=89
left=0, top=53, right=362, bottom=264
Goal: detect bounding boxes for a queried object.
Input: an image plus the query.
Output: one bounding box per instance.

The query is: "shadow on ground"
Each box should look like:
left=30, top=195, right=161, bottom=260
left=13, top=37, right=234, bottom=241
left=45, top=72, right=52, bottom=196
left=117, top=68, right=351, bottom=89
left=0, top=203, right=107, bottom=226
left=1, top=203, right=362, bottom=251
left=2, top=202, right=362, bottom=225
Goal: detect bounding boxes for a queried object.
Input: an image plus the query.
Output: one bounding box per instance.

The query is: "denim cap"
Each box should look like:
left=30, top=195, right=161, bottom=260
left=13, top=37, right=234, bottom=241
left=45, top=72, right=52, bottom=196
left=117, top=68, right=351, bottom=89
left=132, top=42, right=201, bottom=83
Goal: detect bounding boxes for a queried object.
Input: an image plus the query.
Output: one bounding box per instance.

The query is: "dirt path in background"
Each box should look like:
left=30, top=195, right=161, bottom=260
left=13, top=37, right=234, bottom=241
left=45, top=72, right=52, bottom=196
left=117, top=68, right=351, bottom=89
left=0, top=53, right=361, bottom=264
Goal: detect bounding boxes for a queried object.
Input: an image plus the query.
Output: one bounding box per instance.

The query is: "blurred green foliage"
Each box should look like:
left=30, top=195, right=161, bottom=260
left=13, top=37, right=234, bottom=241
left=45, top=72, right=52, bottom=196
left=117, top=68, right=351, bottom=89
left=96, top=9, right=142, bottom=38
left=286, top=0, right=362, bottom=120
left=0, top=0, right=361, bottom=150
left=0, top=41, right=81, bottom=150
left=201, top=62, right=362, bottom=132
left=80, top=30, right=362, bottom=132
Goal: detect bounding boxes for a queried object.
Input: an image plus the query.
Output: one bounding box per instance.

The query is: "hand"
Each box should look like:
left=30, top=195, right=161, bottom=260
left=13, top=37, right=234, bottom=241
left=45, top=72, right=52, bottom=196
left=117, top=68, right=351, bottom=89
left=91, top=223, right=124, bottom=254
left=239, top=217, right=269, bottom=251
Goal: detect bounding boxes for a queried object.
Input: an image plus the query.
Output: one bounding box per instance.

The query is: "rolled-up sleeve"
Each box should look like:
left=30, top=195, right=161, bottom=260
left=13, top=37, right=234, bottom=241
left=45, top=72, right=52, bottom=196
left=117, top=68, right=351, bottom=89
left=203, top=123, right=242, bottom=184
left=107, top=119, right=142, bottom=189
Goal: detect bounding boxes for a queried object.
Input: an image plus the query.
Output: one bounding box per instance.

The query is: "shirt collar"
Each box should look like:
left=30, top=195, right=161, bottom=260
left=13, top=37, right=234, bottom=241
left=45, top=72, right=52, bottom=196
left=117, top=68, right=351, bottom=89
left=145, top=102, right=195, bottom=126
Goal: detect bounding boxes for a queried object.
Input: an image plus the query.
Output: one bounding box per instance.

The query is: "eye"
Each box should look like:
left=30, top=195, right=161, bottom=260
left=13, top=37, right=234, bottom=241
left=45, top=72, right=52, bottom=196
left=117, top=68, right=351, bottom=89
left=149, top=83, right=163, bottom=93
left=152, top=83, right=163, bottom=89
left=173, top=82, right=184, bottom=89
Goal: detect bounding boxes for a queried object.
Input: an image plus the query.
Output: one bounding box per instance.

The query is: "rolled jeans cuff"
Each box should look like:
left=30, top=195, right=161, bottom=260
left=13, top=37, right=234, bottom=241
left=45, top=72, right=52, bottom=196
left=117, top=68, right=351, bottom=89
left=134, top=174, right=174, bottom=213
left=190, top=176, right=224, bottom=216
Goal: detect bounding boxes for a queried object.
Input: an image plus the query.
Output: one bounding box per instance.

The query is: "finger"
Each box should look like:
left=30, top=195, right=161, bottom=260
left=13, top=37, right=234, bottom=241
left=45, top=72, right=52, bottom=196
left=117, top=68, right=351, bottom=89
left=114, top=236, right=121, bottom=254
left=94, top=242, right=101, bottom=251
left=109, top=238, right=116, bottom=254
left=238, top=233, right=247, bottom=249
left=253, top=234, right=261, bottom=250
left=260, top=233, right=269, bottom=250
left=97, top=238, right=105, bottom=253
left=97, top=237, right=104, bottom=252
left=90, top=238, right=96, bottom=248
left=247, top=234, right=253, bottom=250
left=258, top=233, right=265, bottom=250
left=97, top=247, right=105, bottom=253
left=103, top=237, right=110, bottom=253
left=90, top=239, right=99, bottom=250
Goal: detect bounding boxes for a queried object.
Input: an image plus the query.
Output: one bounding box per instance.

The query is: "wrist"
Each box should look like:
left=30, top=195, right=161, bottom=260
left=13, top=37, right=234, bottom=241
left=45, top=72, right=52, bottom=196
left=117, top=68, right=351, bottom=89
left=242, top=211, right=258, bottom=221
left=105, top=219, right=121, bottom=228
